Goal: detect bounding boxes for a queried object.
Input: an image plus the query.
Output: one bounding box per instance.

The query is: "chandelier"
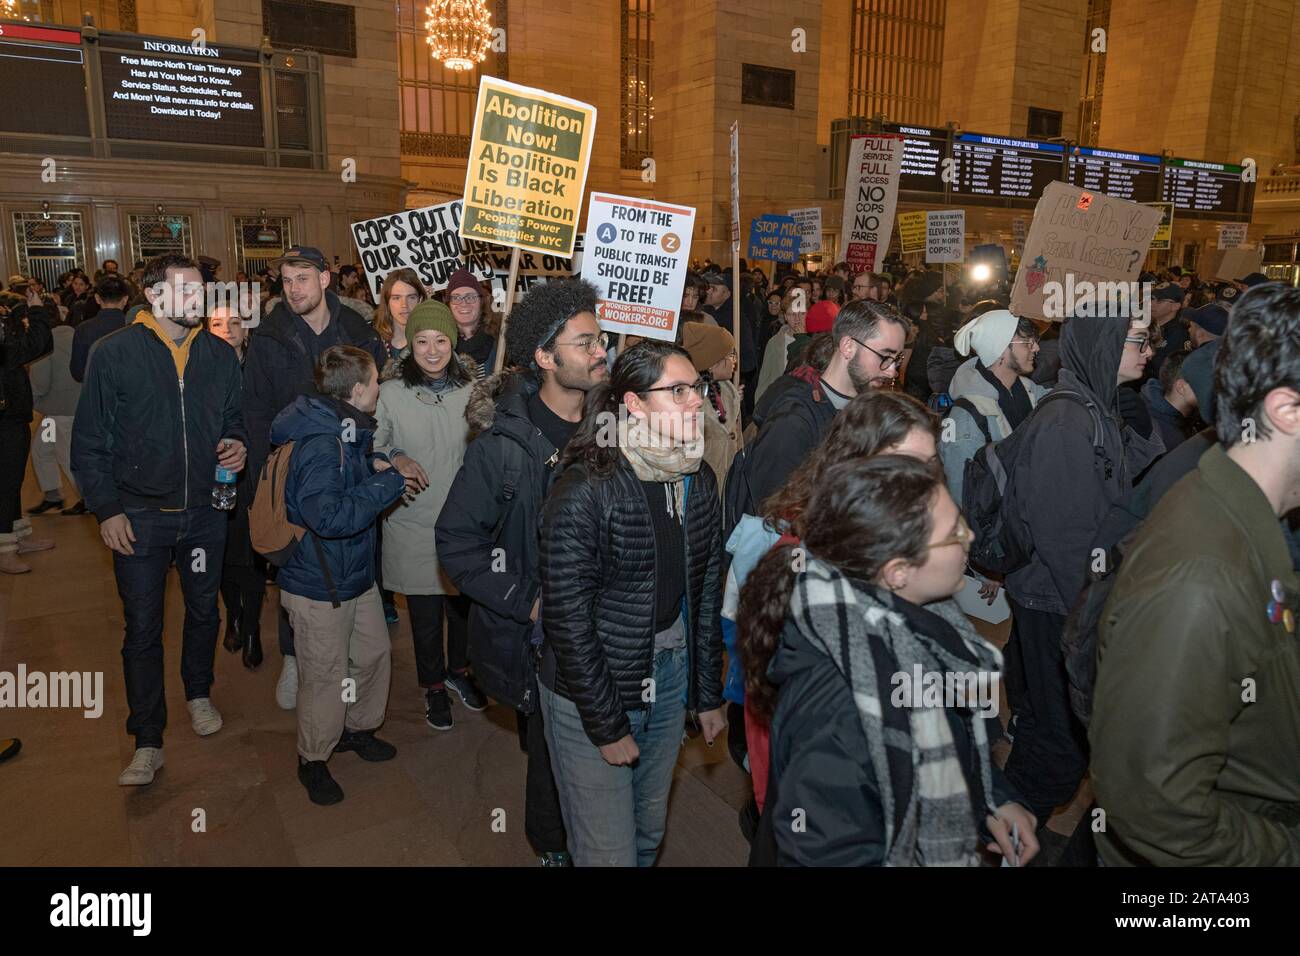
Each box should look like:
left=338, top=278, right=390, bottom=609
left=1, top=0, right=21, bottom=20
left=425, top=0, right=492, bottom=72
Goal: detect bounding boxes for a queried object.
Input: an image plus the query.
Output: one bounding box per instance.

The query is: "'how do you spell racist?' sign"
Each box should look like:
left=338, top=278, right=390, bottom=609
left=1010, top=181, right=1162, bottom=322
left=351, top=199, right=583, bottom=301
left=579, top=192, right=695, bottom=343
left=460, top=76, right=596, bottom=258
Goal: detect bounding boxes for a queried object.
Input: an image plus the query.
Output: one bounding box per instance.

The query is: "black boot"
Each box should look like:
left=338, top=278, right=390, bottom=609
left=242, top=617, right=264, bottom=670
left=222, top=612, right=243, bottom=653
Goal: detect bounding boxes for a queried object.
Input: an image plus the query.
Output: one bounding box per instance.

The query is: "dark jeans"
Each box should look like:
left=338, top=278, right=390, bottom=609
left=517, top=695, right=569, bottom=855
left=1003, top=600, right=1090, bottom=822
left=406, top=592, right=470, bottom=687
left=0, top=419, right=31, bottom=533
left=112, top=505, right=227, bottom=749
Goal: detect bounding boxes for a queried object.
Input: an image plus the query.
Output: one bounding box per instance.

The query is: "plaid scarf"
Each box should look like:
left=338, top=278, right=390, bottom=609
left=789, top=555, right=1003, bottom=866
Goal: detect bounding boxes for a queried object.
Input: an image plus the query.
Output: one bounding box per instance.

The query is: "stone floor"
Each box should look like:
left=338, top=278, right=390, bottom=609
left=1, top=439, right=1086, bottom=866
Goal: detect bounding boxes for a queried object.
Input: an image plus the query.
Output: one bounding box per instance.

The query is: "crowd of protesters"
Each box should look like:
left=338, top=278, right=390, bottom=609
left=2, top=241, right=1296, bottom=868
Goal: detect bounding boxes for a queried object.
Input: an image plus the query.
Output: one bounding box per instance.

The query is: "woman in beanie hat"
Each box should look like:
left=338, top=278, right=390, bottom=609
left=373, top=300, right=486, bottom=729
left=445, top=269, right=498, bottom=377
left=373, top=268, right=426, bottom=381
left=683, top=323, right=744, bottom=493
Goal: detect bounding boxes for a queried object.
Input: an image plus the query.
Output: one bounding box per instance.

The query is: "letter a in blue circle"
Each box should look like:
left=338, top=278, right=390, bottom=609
left=596, top=222, right=617, bottom=244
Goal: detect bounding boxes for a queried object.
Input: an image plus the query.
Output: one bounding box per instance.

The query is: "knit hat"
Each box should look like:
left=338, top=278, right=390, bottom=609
left=682, top=322, right=735, bottom=371
left=805, top=300, right=840, bottom=334
left=406, top=299, right=458, bottom=346
left=446, top=269, right=481, bottom=296
left=954, top=308, right=1018, bottom=366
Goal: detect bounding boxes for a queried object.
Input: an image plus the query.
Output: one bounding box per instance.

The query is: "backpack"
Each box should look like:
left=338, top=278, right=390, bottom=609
left=249, top=438, right=344, bottom=605
left=960, top=389, right=1109, bottom=576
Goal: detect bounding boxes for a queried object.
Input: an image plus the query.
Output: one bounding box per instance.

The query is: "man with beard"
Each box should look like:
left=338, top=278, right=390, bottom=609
left=436, top=278, right=608, bottom=866
left=739, top=298, right=909, bottom=511
left=72, top=254, right=247, bottom=786
left=242, top=246, right=391, bottom=709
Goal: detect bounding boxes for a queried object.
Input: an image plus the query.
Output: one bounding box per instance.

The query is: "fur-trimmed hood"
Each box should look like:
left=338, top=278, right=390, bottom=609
left=465, top=367, right=539, bottom=435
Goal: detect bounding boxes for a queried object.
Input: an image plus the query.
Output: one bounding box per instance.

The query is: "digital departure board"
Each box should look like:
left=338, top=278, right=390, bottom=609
left=1161, top=157, right=1245, bottom=216
left=99, top=33, right=264, bottom=147
left=1066, top=146, right=1162, bottom=203
left=950, top=132, right=1065, bottom=201
left=883, top=122, right=948, bottom=194
left=0, top=21, right=89, bottom=137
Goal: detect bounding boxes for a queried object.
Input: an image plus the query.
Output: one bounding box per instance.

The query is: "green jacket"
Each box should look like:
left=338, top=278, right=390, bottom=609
left=1091, top=444, right=1300, bottom=865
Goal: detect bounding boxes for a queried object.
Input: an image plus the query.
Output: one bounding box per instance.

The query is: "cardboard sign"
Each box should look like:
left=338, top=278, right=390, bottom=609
left=925, top=209, right=965, bottom=263
left=729, top=121, right=741, bottom=246
left=1146, top=202, right=1173, bottom=250
left=1010, top=181, right=1162, bottom=322
left=580, top=193, right=695, bottom=343
left=351, top=199, right=583, bottom=301
left=788, top=207, right=822, bottom=253
left=460, top=76, right=596, bottom=257
left=897, top=210, right=926, bottom=254
left=1218, top=223, right=1248, bottom=250
left=1215, top=247, right=1263, bottom=282
left=747, top=214, right=801, bottom=263
left=839, top=133, right=905, bottom=273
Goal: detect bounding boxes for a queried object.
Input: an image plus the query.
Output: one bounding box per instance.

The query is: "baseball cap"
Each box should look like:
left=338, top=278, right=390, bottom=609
left=272, top=246, right=328, bottom=272
left=1214, top=284, right=1241, bottom=306
left=1183, top=302, right=1229, bottom=338
left=1237, top=272, right=1270, bottom=288
left=701, top=271, right=729, bottom=287
left=1150, top=281, right=1185, bottom=303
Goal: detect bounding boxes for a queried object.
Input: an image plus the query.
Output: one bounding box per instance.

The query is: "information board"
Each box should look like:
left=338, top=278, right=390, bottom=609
left=1160, top=157, right=1245, bottom=216
left=883, top=122, right=948, bottom=195
left=1065, top=146, right=1162, bottom=204
left=950, top=132, right=1065, bottom=201
left=0, top=21, right=89, bottom=137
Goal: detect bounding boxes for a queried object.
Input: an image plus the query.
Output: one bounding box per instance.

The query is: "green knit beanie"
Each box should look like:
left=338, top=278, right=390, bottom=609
left=406, top=299, right=458, bottom=346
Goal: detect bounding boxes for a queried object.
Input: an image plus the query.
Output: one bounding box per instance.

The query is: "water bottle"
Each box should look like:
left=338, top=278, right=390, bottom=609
left=212, top=461, right=237, bottom=511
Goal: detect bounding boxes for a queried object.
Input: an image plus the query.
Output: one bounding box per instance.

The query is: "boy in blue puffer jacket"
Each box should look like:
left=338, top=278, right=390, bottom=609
left=272, top=345, right=410, bottom=805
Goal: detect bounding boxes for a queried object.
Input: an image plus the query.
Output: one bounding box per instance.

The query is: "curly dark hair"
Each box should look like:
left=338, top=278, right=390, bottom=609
left=504, top=278, right=600, bottom=371
left=1214, top=283, right=1300, bottom=446
left=739, top=455, right=941, bottom=720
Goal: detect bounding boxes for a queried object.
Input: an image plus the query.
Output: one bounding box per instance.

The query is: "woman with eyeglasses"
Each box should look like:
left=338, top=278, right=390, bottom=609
left=373, top=268, right=425, bottom=381
left=740, top=455, right=1038, bottom=866
left=373, top=300, right=486, bottom=730
left=445, top=269, right=498, bottom=376
left=538, top=340, right=726, bottom=866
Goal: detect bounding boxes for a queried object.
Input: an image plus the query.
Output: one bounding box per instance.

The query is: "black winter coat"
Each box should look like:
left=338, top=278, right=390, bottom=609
left=539, top=457, right=725, bottom=746
left=0, top=304, right=53, bottom=422
left=742, top=376, right=837, bottom=511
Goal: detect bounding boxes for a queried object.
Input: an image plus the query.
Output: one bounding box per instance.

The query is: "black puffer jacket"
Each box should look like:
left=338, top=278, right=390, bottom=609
left=539, top=457, right=725, bottom=746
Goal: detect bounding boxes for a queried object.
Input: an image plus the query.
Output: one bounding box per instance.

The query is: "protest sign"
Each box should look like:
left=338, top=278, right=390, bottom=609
left=351, top=199, right=583, bottom=302
left=839, top=133, right=904, bottom=272
left=460, top=76, right=596, bottom=257
left=898, top=211, right=926, bottom=254
left=1146, top=202, right=1173, bottom=250
left=925, top=210, right=965, bottom=263
left=1215, top=247, right=1263, bottom=282
left=1009, top=181, right=1162, bottom=322
left=1012, top=217, right=1027, bottom=250
left=729, top=122, right=741, bottom=245
left=580, top=193, right=695, bottom=343
left=748, top=215, right=801, bottom=263
left=1218, top=223, right=1248, bottom=249
left=788, top=207, right=822, bottom=253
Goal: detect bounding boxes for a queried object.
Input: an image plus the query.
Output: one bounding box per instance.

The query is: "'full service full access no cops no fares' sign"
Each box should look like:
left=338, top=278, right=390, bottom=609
left=840, top=133, right=905, bottom=272
left=460, top=76, right=596, bottom=257
left=580, top=193, right=695, bottom=343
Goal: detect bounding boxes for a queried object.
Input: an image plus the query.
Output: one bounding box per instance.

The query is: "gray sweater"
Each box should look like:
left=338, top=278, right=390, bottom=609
left=30, top=325, right=81, bottom=418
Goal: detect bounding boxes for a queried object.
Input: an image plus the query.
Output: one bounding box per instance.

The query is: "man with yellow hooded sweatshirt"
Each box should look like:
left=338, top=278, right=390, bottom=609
left=72, top=253, right=248, bottom=787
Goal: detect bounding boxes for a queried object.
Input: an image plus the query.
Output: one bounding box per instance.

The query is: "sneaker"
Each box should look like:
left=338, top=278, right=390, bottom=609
left=297, top=759, right=344, bottom=805
left=383, top=603, right=399, bottom=625
left=60, top=500, right=88, bottom=516
left=425, top=689, right=453, bottom=731
left=334, top=728, right=397, bottom=761
left=276, top=655, right=298, bottom=710
left=539, top=851, right=572, bottom=867
left=26, top=499, right=62, bottom=515
left=16, top=537, right=55, bottom=554
left=0, top=553, right=31, bottom=575
left=445, top=669, right=487, bottom=711
left=118, top=747, right=164, bottom=786
left=187, top=697, right=223, bottom=736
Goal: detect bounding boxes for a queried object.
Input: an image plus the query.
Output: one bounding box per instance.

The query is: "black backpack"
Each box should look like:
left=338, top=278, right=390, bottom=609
left=960, top=389, right=1110, bottom=576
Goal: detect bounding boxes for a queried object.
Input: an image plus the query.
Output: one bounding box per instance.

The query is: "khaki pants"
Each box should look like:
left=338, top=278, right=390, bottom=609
left=281, top=583, right=391, bottom=762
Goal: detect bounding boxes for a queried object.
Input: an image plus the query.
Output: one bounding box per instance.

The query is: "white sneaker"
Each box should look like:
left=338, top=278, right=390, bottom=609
left=118, top=747, right=164, bottom=786
left=276, top=656, right=299, bottom=710
left=187, top=697, right=223, bottom=736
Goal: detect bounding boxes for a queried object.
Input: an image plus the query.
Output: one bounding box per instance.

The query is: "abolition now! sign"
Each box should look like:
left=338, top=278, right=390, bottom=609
left=580, top=192, right=695, bottom=343
left=747, top=214, right=801, bottom=263
left=840, top=133, right=904, bottom=273
left=352, top=199, right=582, bottom=301
left=1010, top=181, right=1162, bottom=322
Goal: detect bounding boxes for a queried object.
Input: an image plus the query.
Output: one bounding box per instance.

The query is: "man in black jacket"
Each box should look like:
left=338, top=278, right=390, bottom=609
left=0, top=287, right=55, bottom=574
left=72, top=254, right=247, bottom=787
left=436, top=279, right=608, bottom=866
left=241, top=245, right=384, bottom=707
left=70, top=273, right=132, bottom=383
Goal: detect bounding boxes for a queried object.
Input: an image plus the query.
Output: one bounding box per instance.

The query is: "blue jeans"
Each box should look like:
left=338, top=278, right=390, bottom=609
left=540, top=645, right=688, bottom=867
left=112, top=506, right=227, bottom=749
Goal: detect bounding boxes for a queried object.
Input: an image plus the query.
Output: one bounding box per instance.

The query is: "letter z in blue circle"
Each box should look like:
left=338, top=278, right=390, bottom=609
left=596, top=222, right=618, bottom=244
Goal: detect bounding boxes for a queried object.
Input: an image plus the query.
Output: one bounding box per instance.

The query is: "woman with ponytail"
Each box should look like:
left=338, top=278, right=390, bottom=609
left=538, top=340, right=726, bottom=866
left=740, top=456, right=1037, bottom=866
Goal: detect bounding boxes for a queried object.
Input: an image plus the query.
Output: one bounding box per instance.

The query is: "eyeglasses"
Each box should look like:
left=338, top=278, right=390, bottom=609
left=642, top=380, right=710, bottom=404
left=1124, top=335, right=1152, bottom=353
left=553, top=331, right=610, bottom=355
left=1009, top=337, right=1040, bottom=348
left=447, top=292, right=480, bottom=305
left=849, top=336, right=904, bottom=371
left=926, top=513, right=974, bottom=550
